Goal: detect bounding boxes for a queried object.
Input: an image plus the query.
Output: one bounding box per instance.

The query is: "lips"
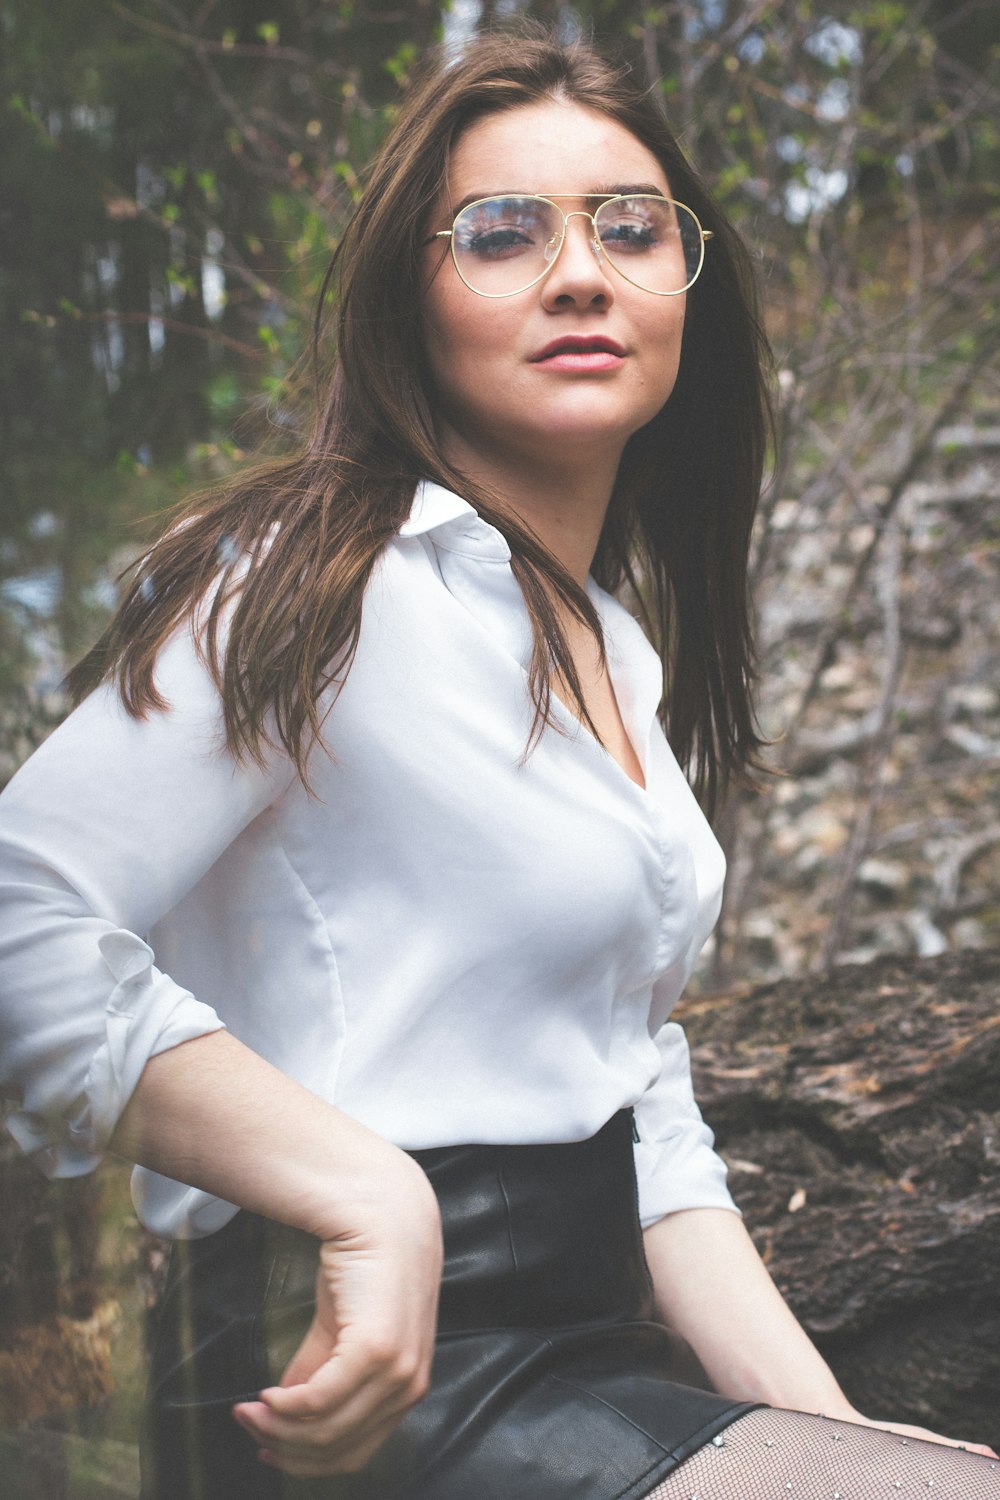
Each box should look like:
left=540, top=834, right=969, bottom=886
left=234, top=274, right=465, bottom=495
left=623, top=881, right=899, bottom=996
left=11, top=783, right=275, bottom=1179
left=530, top=335, right=626, bottom=362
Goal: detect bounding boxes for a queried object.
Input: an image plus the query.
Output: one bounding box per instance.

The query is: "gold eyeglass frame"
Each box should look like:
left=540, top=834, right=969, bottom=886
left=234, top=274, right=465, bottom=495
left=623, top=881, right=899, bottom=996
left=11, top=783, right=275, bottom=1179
left=429, top=193, right=713, bottom=299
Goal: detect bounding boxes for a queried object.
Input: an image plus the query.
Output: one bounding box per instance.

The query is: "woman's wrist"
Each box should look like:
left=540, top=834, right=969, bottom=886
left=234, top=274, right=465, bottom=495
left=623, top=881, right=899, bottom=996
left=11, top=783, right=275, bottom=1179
left=301, top=1135, right=440, bottom=1245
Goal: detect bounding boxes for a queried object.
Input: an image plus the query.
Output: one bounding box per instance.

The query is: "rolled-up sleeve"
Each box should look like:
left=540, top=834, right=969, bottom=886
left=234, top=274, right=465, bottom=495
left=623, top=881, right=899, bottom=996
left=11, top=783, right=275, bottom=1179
left=0, top=625, right=292, bottom=1176
left=632, top=1019, right=738, bottom=1228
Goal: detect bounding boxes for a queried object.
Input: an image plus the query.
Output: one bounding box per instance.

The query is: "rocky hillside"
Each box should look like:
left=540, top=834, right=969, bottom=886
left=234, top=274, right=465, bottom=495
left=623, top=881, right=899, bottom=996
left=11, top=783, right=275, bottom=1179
left=711, top=400, right=1000, bottom=986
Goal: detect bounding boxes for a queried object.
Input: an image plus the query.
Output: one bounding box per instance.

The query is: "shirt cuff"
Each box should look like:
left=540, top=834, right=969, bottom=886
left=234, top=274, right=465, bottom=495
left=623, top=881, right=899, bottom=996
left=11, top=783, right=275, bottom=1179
left=632, top=1018, right=740, bottom=1227
left=634, top=1128, right=740, bottom=1228
left=4, top=928, right=225, bottom=1177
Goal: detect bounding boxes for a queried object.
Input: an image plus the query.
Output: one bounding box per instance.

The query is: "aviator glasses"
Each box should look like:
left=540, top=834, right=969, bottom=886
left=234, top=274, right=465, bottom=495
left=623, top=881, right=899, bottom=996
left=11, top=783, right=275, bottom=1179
left=429, top=193, right=712, bottom=298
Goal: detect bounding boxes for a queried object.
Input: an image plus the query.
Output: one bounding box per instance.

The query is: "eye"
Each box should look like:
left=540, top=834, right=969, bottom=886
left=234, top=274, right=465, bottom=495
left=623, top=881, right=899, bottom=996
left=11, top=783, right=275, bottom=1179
left=598, top=198, right=673, bottom=254
left=453, top=198, right=553, bottom=261
left=601, top=220, right=657, bottom=251
left=462, top=225, right=534, bottom=259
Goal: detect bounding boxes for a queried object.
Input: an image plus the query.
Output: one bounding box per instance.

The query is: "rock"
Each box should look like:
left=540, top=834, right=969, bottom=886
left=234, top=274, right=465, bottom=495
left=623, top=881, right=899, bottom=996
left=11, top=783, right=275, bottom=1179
left=945, top=684, right=999, bottom=718
left=857, top=859, right=909, bottom=895
left=902, top=910, right=948, bottom=957
left=682, top=948, right=1000, bottom=1446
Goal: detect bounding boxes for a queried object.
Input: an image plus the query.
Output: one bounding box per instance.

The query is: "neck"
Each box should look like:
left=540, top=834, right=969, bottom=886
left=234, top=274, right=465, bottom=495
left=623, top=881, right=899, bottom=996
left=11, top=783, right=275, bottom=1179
left=438, top=428, right=623, bottom=587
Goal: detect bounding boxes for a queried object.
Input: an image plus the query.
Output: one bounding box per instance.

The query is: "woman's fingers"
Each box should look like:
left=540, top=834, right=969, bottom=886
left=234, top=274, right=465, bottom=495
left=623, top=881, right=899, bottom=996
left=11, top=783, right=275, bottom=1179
left=234, top=1388, right=410, bottom=1477
left=234, top=1355, right=425, bottom=1475
left=232, top=1342, right=427, bottom=1472
left=274, top=1315, right=337, bottom=1390
left=850, top=1414, right=997, bottom=1458
left=238, top=1329, right=429, bottom=1438
left=251, top=1398, right=414, bottom=1478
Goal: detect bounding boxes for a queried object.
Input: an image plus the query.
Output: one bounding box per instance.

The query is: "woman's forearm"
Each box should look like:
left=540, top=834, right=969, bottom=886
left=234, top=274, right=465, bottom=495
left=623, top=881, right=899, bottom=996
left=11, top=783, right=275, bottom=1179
left=110, top=1028, right=436, bottom=1242
left=642, top=1207, right=854, bottom=1414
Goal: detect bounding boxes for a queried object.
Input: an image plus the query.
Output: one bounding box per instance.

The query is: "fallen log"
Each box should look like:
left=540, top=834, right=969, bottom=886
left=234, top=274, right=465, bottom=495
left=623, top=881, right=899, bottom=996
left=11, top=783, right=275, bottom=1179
left=683, top=947, right=1000, bottom=1447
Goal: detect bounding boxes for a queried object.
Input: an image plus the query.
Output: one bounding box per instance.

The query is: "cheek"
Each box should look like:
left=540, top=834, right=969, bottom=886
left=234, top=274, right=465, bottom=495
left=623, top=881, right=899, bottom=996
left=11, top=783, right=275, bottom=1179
left=424, top=281, right=471, bottom=364
left=423, top=294, right=517, bottom=390
left=656, top=297, right=686, bottom=348
left=422, top=320, right=476, bottom=419
left=421, top=303, right=460, bottom=408
left=645, top=302, right=685, bottom=384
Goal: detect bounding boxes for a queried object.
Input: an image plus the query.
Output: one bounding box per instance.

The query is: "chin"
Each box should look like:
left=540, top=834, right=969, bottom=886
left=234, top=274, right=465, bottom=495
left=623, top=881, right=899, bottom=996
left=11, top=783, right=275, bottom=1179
left=529, top=408, right=661, bottom=449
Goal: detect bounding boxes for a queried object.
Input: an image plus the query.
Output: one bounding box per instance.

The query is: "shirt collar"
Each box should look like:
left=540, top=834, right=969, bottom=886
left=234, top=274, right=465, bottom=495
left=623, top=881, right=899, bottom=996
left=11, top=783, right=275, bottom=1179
left=401, top=481, right=663, bottom=750
left=398, top=481, right=512, bottom=562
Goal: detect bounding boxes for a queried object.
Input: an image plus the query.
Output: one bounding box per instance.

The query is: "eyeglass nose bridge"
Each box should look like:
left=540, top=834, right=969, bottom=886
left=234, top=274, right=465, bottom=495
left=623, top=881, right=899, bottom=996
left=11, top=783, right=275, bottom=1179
left=541, top=208, right=606, bottom=272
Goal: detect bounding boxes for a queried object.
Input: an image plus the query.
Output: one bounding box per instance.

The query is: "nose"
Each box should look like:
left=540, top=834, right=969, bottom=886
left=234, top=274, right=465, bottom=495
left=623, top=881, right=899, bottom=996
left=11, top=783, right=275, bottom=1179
left=539, top=210, right=614, bottom=308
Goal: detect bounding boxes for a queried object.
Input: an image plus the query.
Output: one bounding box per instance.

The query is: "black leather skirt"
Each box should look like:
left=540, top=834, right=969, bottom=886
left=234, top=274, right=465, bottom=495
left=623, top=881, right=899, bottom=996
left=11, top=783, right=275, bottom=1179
left=141, top=1111, right=757, bottom=1499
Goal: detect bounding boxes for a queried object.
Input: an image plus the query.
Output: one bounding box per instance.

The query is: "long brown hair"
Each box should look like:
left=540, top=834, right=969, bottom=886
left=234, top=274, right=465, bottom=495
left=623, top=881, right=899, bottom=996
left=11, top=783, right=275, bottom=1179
left=69, top=27, right=773, bottom=813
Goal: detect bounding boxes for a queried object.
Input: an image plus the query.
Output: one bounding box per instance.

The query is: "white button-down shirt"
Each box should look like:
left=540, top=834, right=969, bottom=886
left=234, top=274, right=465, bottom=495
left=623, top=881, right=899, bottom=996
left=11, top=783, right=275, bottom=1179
left=0, top=482, right=737, bottom=1238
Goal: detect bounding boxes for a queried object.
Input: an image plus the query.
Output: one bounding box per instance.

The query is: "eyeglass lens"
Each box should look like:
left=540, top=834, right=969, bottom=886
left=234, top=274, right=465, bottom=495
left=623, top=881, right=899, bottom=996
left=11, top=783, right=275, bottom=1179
left=450, top=196, right=705, bottom=296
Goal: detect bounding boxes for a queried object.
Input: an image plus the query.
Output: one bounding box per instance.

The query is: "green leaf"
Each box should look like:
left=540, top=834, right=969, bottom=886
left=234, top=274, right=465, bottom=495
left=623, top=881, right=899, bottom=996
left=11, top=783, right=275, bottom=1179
left=384, top=41, right=417, bottom=86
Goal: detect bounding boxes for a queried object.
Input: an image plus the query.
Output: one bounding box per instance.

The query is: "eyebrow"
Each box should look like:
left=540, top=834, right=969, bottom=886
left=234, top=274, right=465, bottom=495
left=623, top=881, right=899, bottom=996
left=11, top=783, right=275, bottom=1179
left=449, top=183, right=669, bottom=215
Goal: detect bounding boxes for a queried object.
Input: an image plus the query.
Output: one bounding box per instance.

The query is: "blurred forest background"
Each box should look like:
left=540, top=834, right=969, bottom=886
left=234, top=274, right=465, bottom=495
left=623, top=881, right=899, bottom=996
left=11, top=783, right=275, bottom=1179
left=1, top=0, right=999, bottom=1492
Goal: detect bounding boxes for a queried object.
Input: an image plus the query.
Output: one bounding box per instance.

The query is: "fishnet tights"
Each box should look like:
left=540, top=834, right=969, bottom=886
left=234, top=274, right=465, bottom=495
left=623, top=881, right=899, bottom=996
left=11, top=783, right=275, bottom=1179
left=642, top=1407, right=999, bottom=1500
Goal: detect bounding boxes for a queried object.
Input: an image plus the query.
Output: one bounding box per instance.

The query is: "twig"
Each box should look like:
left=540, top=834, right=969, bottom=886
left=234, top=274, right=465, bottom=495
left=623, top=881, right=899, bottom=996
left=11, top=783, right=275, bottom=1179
left=818, top=517, right=906, bottom=970
left=934, top=825, right=1000, bottom=910
left=40, top=308, right=266, bottom=361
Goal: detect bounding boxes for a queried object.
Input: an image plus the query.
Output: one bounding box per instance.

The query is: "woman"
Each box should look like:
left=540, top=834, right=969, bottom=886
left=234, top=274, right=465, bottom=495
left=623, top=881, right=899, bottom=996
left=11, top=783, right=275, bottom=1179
left=0, top=29, right=995, bottom=1500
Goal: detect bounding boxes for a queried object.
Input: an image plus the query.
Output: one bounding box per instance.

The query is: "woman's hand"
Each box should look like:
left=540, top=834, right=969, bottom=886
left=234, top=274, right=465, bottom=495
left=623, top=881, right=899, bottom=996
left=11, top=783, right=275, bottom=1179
left=232, top=1154, right=443, bottom=1477
left=830, top=1407, right=998, bottom=1460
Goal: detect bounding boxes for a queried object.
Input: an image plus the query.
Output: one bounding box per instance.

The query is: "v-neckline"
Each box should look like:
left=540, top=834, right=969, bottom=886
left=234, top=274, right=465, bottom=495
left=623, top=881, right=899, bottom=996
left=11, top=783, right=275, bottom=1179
left=548, top=673, right=648, bottom=793
left=551, top=581, right=648, bottom=793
